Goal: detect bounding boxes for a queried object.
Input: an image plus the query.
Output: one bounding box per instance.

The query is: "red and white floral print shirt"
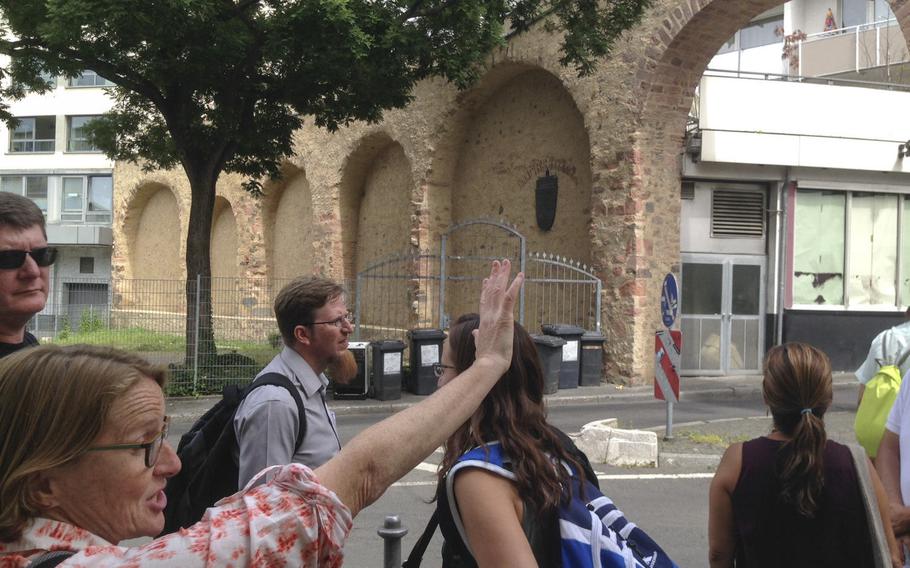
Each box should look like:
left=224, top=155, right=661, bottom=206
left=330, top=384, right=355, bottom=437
left=0, top=464, right=352, bottom=567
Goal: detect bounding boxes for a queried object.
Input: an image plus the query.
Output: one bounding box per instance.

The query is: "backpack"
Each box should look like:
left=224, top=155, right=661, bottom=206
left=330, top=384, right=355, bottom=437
left=405, top=438, right=677, bottom=568
left=160, top=372, right=306, bottom=535
left=855, top=333, right=909, bottom=459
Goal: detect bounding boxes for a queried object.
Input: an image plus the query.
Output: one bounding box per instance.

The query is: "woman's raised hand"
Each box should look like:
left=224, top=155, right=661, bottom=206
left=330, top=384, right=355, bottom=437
left=473, top=259, right=524, bottom=372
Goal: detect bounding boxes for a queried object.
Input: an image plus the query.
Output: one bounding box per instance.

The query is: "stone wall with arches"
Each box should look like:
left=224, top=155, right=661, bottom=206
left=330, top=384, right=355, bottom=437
left=111, top=0, right=910, bottom=382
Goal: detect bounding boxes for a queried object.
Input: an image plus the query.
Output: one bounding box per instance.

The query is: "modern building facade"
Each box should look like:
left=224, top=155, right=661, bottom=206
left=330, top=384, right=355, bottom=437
left=0, top=64, right=115, bottom=333
left=681, top=0, right=910, bottom=374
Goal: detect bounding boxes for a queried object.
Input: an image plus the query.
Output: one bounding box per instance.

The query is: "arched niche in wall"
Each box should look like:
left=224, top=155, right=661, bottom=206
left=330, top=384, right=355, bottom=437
left=450, top=67, right=592, bottom=264
left=125, top=183, right=182, bottom=281
left=263, top=164, right=315, bottom=283
left=210, top=196, right=239, bottom=280
left=340, top=133, right=415, bottom=284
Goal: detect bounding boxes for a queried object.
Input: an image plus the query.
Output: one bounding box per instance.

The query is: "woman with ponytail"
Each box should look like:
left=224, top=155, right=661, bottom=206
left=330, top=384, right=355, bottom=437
left=708, top=342, right=900, bottom=567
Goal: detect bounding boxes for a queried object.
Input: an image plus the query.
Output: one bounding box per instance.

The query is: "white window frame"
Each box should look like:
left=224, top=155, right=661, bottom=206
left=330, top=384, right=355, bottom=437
left=9, top=116, right=56, bottom=153
left=58, top=175, right=112, bottom=224
left=66, top=115, right=101, bottom=153
left=790, top=187, right=909, bottom=310
left=66, top=70, right=113, bottom=88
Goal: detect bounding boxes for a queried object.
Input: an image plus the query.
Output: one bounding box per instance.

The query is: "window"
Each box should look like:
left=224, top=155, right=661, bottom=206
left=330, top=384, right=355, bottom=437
left=0, top=176, right=22, bottom=194
left=792, top=189, right=910, bottom=308
left=67, top=116, right=100, bottom=152
left=87, top=176, right=112, bottom=223
left=793, top=190, right=845, bottom=306
left=79, top=257, right=94, bottom=274
left=10, top=117, right=55, bottom=153
left=25, top=177, right=48, bottom=212
left=67, top=70, right=113, bottom=88
left=842, top=0, right=868, bottom=28
left=59, top=175, right=112, bottom=223
left=876, top=0, right=895, bottom=22
left=739, top=17, right=784, bottom=49
left=61, top=177, right=85, bottom=221
left=849, top=193, right=898, bottom=305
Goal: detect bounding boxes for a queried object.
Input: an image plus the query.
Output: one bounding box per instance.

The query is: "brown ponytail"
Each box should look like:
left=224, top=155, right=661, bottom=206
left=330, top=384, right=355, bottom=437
left=762, top=342, right=833, bottom=517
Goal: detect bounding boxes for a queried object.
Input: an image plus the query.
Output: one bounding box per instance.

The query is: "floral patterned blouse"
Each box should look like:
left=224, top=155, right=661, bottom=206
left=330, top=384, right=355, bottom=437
left=0, top=464, right=352, bottom=567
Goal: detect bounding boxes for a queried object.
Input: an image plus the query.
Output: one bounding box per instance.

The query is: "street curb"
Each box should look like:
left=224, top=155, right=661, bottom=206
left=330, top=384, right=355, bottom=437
left=165, top=380, right=861, bottom=420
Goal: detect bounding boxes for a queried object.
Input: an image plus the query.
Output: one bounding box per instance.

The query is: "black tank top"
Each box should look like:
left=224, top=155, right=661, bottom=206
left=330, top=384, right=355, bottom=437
left=732, top=437, right=872, bottom=567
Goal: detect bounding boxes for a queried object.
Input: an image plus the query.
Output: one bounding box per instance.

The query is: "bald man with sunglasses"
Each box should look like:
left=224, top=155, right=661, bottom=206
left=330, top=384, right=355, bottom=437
left=0, top=193, right=56, bottom=359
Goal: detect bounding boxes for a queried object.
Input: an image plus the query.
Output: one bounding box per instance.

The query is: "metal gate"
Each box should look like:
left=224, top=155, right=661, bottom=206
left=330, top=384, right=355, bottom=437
left=439, top=219, right=525, bottom=329
left=353, top=219, right=601, bottom=343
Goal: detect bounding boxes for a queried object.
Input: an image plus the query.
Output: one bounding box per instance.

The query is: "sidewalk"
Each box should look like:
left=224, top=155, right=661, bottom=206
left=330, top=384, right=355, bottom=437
left=165, top=371, right=860, bottom=421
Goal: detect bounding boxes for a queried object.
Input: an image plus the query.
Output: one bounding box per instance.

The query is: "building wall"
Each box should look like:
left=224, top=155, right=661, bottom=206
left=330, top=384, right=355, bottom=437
left=110, top=0, right=910, bottom=383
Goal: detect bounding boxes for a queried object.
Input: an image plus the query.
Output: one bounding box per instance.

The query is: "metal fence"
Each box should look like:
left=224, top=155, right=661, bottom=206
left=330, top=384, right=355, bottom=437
left=354, top=219, right=602, bottom=345
left=27, top=222, right=601, bottom=394
left=28, top=275, right=336, bottom=394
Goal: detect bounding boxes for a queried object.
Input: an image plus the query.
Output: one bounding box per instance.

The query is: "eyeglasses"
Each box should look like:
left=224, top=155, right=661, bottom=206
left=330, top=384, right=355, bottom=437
left=87, top=416, right=170, bottom=468
left=432, top=363, right=457, bottom=378
left=307, top=312, right=355, bottom=328
left=0, top=247, right=57, bottom=270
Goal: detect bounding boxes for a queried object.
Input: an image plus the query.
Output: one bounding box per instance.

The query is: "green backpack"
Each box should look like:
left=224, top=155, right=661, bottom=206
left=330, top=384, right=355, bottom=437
left=855, top=335, right=908, bottom=458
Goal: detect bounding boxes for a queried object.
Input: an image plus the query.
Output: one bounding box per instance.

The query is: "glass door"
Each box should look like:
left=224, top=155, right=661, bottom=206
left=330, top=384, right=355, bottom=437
left=680, top=255, right=765, bottom=374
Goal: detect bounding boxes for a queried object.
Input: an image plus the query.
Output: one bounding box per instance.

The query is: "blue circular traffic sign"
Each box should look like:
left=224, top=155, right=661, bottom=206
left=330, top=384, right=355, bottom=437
left=660, top=273, right=678, bottom=329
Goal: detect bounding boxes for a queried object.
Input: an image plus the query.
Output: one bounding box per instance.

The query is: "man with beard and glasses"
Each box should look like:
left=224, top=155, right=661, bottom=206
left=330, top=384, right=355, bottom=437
left=0, top=192, right=55, bottom=359
left=233, top=276, right=353, bottom=488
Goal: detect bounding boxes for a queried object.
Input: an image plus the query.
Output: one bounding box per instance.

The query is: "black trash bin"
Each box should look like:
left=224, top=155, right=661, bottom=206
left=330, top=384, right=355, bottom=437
left=541, top=324, right=585, bottom=389
left=407, top=328, right=447, bottom=395
left=532, top=334, right=565, bottom=395
left=580, top=331, right=606, bottom=387
left=369, top=339, right=405, bottom=401
left=331, top=341, right=370, bottom=399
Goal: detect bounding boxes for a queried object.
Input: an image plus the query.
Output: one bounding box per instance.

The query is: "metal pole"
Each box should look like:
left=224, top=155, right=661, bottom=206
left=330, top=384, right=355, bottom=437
left=438, top=236, right=448, bottom=329
left=354, top=273, right=363, bottom=341
left=192, top=273, right=201, bottom=392
left=665, top=399, right=674, bottom=440
left=377, top=515, right=408, bottom=568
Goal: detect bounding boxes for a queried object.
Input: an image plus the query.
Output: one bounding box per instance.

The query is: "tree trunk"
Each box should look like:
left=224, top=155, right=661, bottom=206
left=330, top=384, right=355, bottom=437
left=184, top=168, right=218, bottom=382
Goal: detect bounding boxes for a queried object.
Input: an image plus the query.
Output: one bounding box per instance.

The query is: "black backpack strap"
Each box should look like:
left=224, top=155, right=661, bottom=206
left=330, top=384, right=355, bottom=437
left=246, top=372, right=308, bottom=451
left=403, top=509, right=439, bottom=568
left=28, top=551, right=75, bottom=568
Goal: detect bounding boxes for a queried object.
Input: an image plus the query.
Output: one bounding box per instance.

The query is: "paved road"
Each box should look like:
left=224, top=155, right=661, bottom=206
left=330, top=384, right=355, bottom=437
left=163, top=384, right=860, bottom=567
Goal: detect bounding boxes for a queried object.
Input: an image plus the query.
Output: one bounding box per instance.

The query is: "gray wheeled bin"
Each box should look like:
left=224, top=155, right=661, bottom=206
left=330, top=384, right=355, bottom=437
left=580, top=331, right=606, bottom=386
left=541, top=324, right=585, bottom=389
left=532, top=334, right=565, bottom=395
left=407, top=328, right=447, bottom=395
left=369, top=339, right=405, bottom=400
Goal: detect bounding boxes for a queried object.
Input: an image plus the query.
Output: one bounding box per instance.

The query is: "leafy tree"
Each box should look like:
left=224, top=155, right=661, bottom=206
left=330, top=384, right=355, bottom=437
left=0, top=0, right=650, bottom=369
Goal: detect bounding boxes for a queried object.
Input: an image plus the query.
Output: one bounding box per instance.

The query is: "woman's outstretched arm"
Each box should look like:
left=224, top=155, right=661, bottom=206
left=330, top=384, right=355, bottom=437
left=315, top=260, right=524, bottom=517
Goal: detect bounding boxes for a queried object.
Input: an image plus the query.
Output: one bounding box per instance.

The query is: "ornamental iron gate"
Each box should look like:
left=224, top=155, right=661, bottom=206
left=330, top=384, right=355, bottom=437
left=353, top=219, right=601, bottom=345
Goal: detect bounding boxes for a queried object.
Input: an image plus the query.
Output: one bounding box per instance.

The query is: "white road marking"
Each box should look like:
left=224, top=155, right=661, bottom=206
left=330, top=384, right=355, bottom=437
left=414, top=462, right=439, bottom=473
left=391, top=471, right=713, bottom=488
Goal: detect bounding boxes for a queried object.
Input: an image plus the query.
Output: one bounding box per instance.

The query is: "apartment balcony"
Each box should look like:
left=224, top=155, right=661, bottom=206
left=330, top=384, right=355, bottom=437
left=692, top=73, right=910, bottom=173
left=799, top=19, right=910, bottom=82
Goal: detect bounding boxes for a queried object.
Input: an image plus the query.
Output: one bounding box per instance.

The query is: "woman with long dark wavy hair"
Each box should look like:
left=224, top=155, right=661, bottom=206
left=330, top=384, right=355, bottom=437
left=433, top=313, right=595, bottom=567
left=708, top=342, right=900, bottom=567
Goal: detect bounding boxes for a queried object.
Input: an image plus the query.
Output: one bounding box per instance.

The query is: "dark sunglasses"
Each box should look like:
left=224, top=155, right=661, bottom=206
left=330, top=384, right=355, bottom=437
left=0, top=247, right=57, bottom=270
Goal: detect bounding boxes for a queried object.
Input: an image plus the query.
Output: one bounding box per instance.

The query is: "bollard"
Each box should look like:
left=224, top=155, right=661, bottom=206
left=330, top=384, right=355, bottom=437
left=377, top=514, right=408, bottom=568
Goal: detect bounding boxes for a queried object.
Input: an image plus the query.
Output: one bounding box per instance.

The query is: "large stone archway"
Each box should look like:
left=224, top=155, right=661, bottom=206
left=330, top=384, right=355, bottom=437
left=110, top=0, right=910, bottom=383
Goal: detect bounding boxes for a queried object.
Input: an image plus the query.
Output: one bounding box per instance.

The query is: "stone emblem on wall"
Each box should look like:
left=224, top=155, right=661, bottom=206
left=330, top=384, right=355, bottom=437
left=535, top=169, right=559, bottom=231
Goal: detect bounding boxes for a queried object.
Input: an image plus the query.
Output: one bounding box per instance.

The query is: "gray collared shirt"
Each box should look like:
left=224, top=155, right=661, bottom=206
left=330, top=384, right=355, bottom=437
left=234, top=346, right=342, bottom=488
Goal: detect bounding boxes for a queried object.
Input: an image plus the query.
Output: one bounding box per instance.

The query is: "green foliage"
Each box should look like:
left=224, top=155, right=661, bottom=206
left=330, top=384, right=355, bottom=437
left=0, top=0, right=652, bottom=183
left=0, top=0, right=651, bottom=364
left=78, top=308, right=105, bottom=333
left=57, top=315, right=71, bottom=341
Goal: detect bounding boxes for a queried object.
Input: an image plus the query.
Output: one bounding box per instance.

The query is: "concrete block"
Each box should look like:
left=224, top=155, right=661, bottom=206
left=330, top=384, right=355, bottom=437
left=575, top=418, right=658, bottom=468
